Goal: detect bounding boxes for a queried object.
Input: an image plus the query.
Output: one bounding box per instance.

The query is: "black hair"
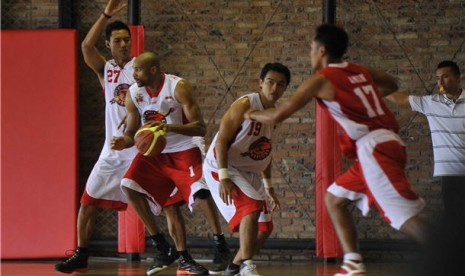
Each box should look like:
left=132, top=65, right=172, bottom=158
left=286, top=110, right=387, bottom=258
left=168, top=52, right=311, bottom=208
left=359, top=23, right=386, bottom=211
left=105, top=20, right=131, bottom=41
left=437, top=60, right=461, bottom=76
left=314, top=24, right=349, bottom=59
left=260, top=63, right=291, bottom=84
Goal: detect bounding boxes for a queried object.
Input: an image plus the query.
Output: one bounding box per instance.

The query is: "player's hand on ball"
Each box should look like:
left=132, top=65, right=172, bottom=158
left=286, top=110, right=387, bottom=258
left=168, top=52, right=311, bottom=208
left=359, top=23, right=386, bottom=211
left=265, top=187, right=281, bottom=211
left=219, top=178, right=238, bottom=206
left=145, top=121, right=167, bottom=132
left=111, top=136, right=129, bottom=150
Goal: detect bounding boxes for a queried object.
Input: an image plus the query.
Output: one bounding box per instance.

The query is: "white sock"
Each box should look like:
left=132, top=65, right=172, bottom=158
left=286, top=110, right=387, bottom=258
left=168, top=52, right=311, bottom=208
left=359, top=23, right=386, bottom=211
left=343, top=252, right=362, bottom=262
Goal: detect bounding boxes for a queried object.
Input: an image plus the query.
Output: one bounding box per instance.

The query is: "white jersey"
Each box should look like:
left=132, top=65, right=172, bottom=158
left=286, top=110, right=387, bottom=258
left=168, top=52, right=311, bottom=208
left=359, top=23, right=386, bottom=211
left=409, top=90, right=465, bottom=176
left=129, top=73, right=196, bottom=153
left=205, top=93, right=274, bottom=172
left=100, top=58, right=138, bottom=160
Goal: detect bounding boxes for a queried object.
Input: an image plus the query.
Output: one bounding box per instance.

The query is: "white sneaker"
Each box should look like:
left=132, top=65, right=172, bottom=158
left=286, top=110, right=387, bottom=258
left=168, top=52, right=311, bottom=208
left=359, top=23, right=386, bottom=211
left=334, top=260, right=366, bottom=276
left=239, top=260, right=262, bottom=276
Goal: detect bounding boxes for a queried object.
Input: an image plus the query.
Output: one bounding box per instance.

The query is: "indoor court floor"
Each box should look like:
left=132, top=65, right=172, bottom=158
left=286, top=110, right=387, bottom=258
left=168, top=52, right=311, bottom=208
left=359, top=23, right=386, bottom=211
left=1, top=257, right=415, bottom=276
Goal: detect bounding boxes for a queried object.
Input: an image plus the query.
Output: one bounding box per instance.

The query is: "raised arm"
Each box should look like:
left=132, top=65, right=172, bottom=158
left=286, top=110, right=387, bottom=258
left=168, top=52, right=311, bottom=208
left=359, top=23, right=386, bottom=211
left=81, top=0, right=127, bottom=87
left=169, top=79, right=206, bottom=137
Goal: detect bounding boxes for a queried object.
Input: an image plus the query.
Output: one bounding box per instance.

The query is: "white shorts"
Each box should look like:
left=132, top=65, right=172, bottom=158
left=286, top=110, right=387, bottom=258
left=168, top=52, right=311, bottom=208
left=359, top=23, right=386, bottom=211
left=327, top=129, right=425, bottom=230
left=203, top=159, right=273, bottom=233
left=81, top=158, right=133, bottom=210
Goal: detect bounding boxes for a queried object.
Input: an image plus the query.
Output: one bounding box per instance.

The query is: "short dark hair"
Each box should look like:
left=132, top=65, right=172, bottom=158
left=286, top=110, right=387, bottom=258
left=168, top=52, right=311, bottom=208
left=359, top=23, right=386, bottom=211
left=105, top=20, right=131, bottom=41
left=437, top=60, right=461, bottom=76
left=260, top=63, right=291, bottom=85
left=314, top=24, right=349, bottom=59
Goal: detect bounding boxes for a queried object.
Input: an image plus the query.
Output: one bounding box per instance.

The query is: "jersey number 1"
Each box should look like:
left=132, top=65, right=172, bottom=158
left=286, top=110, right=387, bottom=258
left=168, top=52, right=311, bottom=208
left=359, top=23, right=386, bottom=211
left=353, top=85, right=385, bottom=118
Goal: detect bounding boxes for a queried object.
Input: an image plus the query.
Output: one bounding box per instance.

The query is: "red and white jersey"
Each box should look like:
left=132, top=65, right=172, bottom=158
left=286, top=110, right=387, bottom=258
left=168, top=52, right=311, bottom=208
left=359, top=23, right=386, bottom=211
left=101, top=57, right=138, bottom=160
left=317, top=62, right=399, bottom=158
left=129, top=73, right=196, bottom=153
left=205, top=93, right=274, bottom=173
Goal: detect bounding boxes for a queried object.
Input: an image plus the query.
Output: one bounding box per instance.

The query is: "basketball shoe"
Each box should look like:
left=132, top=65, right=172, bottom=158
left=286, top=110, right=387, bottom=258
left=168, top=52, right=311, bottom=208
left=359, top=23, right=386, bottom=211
left=146, top=236, right=179, bottom=275
left=334, top=260, right=366, bottom=276
left=177, top=255, right=209, bottom=275
left=209, top=234, right=232, bottom=275
left=54, top=248, right=88, bottom=274
left=222, top=263, right=240, bottom=276
left=238, top=260, right=262, bottom=276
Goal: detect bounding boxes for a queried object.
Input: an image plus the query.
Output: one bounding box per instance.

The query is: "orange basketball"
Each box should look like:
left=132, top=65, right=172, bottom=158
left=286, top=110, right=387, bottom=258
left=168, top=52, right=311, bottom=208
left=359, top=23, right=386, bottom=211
left=134, top=124, right=167, bottom=157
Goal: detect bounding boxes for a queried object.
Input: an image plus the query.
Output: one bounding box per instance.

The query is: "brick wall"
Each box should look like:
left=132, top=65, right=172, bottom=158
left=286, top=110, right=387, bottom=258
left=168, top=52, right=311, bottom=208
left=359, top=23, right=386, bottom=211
left=2, top=0, right=464, bottom=247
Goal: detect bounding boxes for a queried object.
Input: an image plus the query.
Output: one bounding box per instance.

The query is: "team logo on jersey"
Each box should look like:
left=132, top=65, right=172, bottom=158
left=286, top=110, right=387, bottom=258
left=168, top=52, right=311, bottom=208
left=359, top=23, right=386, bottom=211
left=135, top=93, right=144, bottom=104
left=110, top=83, right=130, bottom=106
left=240, top=136, right=272, bottom=160
left=142, top=108, right=174, bottom=124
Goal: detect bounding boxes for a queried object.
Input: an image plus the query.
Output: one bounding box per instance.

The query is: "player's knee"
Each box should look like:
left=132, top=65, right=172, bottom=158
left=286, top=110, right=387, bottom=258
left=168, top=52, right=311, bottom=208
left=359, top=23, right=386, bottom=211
left=194, top=189, right=211, bottom=200
left=325, top=192, right=350, bottom=209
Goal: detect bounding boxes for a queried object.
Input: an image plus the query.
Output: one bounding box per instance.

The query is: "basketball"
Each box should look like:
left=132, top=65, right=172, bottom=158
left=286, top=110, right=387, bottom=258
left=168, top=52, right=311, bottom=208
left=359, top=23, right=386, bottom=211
left=134, top=124, right=167, bottom=157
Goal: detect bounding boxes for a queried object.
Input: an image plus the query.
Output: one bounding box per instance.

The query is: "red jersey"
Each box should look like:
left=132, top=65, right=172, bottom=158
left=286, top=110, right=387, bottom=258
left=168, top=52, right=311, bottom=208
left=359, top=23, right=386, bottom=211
left=317, top=62, right=399, bottom=158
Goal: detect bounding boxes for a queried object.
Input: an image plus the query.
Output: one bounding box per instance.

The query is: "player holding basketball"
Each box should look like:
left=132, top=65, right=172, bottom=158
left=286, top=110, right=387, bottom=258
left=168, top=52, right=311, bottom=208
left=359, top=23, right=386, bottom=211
left=112, top=51, right=222, bottom=275
left=203, top=63, right=289, bottom=276
left=54, top=0, right=179, bottom=274
left=245, top=25, right=429, bottom=275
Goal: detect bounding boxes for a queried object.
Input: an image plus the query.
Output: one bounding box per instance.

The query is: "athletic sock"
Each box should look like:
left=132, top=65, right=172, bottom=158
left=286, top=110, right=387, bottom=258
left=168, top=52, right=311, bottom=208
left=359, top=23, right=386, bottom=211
left=178, top=250, right=190, bottom=260
left=343, top=252, right=362, bottom=262
left=150, top=233, right=168, bottom=246
left=228, top=263, right=240, bottom=270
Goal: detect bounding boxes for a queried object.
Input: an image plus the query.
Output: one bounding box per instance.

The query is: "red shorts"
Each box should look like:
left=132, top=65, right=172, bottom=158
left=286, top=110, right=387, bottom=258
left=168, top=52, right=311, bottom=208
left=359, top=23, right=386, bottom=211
left=327, top=129, right=425, bottom=229
left=122, top=147, right=203, bottom=212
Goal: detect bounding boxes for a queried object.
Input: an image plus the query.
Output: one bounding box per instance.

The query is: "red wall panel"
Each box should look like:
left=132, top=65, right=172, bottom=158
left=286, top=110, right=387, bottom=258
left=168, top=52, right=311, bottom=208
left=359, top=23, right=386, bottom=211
left=1, top=30, right=78, bottom=259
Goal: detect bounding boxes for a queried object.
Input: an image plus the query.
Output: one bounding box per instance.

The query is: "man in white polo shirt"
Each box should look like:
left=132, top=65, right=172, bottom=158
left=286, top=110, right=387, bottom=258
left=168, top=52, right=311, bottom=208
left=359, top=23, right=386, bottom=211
left=386, top=60, right=465, bottom=214
left=386, top=60, right=464, bottom=275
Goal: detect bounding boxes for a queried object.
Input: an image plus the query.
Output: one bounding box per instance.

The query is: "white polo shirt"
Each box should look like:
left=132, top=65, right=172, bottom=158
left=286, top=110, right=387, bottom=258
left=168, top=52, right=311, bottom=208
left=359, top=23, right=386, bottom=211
left=409, top=89, right=465, bottom=176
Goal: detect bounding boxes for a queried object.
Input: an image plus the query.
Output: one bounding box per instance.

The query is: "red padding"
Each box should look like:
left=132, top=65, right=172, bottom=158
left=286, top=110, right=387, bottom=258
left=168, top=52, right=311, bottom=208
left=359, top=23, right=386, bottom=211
left=1, top=30, right=78, bottom=259
left=117, top=24, right=146, bottom=253
left=315, top=101, right=343, bottom=258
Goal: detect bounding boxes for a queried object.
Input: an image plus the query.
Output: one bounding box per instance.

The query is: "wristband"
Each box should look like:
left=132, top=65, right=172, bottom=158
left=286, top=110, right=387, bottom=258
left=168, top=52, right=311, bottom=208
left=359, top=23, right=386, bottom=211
left=218, top=168, right=230, bottom=180
left=102, top=12, right=112, bottom=19
left=263, top=178, right=272, bottom=189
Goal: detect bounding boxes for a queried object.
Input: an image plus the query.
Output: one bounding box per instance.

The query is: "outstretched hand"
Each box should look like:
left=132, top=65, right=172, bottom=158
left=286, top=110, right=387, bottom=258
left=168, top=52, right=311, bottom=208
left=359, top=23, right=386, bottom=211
left=104, top=0, right=128, bottom=17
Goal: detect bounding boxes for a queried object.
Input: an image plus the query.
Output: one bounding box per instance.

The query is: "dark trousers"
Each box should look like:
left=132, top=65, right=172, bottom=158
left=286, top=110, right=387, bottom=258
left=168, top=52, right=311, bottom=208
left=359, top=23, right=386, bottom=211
left=417, top=176, right=465, bottom=276
left=441, top=175, right=465, bottom=218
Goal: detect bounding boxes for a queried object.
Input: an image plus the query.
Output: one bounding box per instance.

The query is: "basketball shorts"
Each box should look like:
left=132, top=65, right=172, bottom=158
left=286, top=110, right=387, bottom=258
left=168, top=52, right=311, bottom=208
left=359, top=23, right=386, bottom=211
left=121, top=147, right=204, bottom=216
left=203, top=159, right=273, bottom=233
left=327, top=129, right=425, bottom=230
left=81, top=158, right=134, bottom=211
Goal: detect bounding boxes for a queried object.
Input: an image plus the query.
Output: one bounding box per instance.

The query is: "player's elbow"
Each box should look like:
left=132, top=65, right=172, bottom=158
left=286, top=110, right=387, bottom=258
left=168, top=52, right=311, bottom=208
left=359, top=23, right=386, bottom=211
left=81, top=40, right=92, bottom=54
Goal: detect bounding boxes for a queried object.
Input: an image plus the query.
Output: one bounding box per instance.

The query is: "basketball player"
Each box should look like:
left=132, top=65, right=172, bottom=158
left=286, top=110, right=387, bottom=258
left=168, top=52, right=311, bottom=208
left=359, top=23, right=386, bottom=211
left=54, top=0, right=177, bottom=274
left=112, top=52, right=216, bottom=275
left=203, top=63, right=289, bottom=276
left=245, top=25, right=429, bottom=275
